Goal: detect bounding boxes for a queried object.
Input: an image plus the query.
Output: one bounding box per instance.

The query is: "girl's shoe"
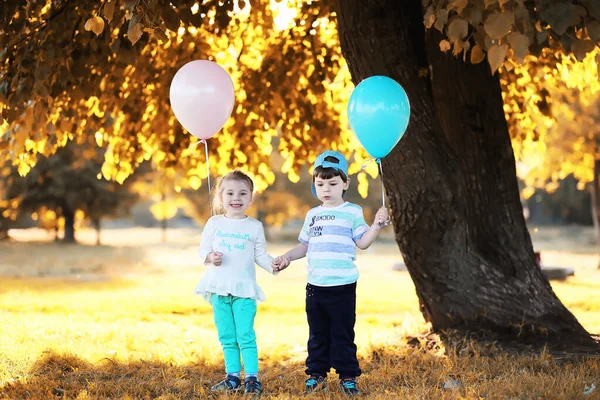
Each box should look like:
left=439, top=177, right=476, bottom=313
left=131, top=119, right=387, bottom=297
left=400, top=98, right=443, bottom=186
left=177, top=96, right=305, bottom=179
left=211, top=374, right=242, bottom=392
left=244, top=376, right=263, bottom=395
left=304, top=374, right=327, bottom=394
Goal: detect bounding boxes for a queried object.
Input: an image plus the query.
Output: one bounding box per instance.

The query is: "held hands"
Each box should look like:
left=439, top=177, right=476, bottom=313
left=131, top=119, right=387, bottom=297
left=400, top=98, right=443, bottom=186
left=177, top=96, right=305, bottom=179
left=373, top=206, right=390, bottom=228
left=272, top=255, right=290, bottom=272
left=206, top=251, right=223, bottom=266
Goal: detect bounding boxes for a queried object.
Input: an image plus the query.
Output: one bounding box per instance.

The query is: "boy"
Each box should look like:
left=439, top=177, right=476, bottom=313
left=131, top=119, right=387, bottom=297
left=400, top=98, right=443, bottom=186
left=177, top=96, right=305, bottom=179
left=273, top=150, right=388, bottom=396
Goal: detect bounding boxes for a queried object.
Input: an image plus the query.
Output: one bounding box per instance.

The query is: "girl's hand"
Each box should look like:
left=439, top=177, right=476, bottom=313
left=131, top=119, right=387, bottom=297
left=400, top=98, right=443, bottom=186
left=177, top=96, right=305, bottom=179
left=207, top=252, right=223, bottom=266
left=272, top=255, right=290, bottom=272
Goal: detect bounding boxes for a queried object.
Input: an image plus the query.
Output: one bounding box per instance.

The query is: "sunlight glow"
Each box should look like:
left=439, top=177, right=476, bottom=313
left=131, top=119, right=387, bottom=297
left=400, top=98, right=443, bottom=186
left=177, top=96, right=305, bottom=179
left=271, top=0, right=297, bottom=31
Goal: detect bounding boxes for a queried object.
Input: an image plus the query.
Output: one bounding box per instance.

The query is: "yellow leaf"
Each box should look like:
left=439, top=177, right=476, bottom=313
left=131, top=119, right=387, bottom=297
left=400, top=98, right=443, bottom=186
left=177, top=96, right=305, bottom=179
left=103, top=1, right=115, bottom=23
left=439, top=40, right=451, bottom=52
left=84, top=17, right=95, bottom=32
left=17, top=162, right=31, bottom=177
left=424, top=6, right=435, bottom=29
left=150, top=200, right=178, bottom=221
left=488, top=44, right=508, bottom=74
left=484, top=12, right=514, bottom=39
left=448, top=18, right=468, bottom=42
left=447, top=0, right=468, bottom=14
left=189, top=175, right=202, bottom=190
left=128, top=22, right=144, bottom=45
left=521, top=186, right=535, bottom=200
left=357, top=172, right=369, bottom=199
left=91, top=16, right=105, bottom=36
left=507, top=32, right=530, bottom=59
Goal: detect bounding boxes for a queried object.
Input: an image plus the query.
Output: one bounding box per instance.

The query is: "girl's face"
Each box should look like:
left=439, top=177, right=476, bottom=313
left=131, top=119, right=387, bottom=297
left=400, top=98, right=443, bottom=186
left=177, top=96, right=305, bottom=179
left=220, top=179, right=253, bottom=218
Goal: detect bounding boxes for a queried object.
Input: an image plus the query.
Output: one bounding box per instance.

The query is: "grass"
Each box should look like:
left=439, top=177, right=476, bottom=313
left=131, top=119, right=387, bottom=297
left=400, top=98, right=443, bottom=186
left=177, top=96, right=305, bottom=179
left=1, top=227, right=599, bottom=399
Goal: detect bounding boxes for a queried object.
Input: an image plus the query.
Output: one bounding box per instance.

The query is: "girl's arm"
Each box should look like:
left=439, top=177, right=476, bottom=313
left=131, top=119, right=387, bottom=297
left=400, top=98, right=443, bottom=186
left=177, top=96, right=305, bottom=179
left=254, top=223, right=276, bottom=274
left=198, top=218, right=215, bottom=264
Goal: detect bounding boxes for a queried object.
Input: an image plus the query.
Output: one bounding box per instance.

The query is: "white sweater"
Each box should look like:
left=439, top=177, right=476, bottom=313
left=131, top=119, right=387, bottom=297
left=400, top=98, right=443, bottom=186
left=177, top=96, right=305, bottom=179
left=194, top=215, right=276, bottom=302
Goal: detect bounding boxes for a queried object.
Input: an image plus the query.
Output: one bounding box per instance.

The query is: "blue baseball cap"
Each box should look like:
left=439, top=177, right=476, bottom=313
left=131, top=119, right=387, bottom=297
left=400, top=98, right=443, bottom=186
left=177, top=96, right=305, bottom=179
left=311, top=150, right=349, bottom=199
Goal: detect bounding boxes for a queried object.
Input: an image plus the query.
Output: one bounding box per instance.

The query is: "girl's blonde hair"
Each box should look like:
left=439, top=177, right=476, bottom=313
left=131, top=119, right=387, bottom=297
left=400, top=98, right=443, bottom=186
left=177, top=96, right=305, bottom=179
left=210, top=170, right=254, bottom=215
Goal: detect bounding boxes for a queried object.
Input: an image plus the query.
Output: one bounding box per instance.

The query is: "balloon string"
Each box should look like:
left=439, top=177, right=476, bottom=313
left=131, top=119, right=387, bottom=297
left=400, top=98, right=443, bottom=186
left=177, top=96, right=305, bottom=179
left=377, top=159, right=385, bottom=208
left=200, top=140, right=211, bottom=193
left=190, top=140, right=212, bottom=216
left=200, top=139, right=213, bottom=216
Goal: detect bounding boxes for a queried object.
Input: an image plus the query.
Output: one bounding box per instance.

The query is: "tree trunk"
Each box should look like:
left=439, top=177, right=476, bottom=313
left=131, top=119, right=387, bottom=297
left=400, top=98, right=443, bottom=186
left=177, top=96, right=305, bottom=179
left=54, top=224, right=60, bottom=241
left=62, top=206, right=76, bottom=243
left=93, top=218, right=101, bottom=246
left=161, top=190, right=167, bottom=243
left=335, top=0, right=597, bottom=350
left=591, top=160, right=600, bottom=269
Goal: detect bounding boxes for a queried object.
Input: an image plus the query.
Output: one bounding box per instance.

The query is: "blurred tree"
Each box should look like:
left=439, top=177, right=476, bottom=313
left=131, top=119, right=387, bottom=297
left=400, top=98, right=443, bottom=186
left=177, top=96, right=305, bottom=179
left=0, top=163, right=20, bottom=240
left=4, top=141, right=138, bottom=244
left=506, top=49, right=600, bottom=264
left=1, top=0, right=599, bottom=350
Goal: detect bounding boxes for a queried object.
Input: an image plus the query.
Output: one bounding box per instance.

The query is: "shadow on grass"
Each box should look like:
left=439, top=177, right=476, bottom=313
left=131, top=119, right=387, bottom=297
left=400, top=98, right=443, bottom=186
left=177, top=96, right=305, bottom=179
left=0, top=351, right=312, bottom=399
left=2, top=343, right=600, bottom=400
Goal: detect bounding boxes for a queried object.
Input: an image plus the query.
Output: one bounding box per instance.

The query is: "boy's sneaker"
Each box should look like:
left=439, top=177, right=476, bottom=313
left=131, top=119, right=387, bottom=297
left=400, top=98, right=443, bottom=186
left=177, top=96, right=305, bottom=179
left=340, top=377, right=360, bottom=396
left=304, top=374, right=327, bottom=394
left=210, top=374, right=242, bottom=392
left=244, top=376, right=263, bottom=395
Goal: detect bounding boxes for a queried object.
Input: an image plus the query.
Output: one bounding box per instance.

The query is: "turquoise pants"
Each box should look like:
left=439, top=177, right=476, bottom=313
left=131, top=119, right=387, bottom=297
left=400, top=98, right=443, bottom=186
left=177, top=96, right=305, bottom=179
left=211, top=294, right=258, bottom=374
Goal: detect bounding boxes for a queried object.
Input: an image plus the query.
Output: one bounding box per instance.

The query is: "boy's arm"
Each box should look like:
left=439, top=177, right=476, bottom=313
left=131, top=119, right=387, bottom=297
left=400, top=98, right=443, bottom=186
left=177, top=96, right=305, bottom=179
left=284, top=242, right=308, bottom=261
left=273, top=242, right=308, bottom=272
left=355, top=225, right=382, bottom=250
left=355, top=206, right=388, bottom=250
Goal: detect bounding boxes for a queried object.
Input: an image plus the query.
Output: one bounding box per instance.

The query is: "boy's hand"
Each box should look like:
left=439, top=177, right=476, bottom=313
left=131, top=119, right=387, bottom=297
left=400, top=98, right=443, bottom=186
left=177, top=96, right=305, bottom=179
left=207, top=252, right=223, bottom=266
left=272, top=255, right=290, bottom=272
left=374, top=206, right=389, bottom=227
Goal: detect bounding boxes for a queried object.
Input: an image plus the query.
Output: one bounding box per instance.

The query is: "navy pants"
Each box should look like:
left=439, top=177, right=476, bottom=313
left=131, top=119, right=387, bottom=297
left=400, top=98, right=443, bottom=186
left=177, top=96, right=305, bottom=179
left=305, top=282, right=361, bottom=378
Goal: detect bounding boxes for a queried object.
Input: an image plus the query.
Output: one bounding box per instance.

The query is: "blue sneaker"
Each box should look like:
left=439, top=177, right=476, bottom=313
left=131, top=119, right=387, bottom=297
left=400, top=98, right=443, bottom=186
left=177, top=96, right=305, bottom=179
left=211, top=374, right=241, bottom=392
left=304, top=374, right=327, bottom=394
left=340, top=377, right=360, bottom=396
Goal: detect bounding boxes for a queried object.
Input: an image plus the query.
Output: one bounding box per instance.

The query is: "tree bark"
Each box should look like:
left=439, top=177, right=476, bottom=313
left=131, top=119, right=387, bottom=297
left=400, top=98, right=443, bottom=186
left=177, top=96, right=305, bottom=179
left=592, top=160, right=600, bottom=269
left=62, top=205, right=76, bottom=243
left=335, top=0, right=597, bottom=350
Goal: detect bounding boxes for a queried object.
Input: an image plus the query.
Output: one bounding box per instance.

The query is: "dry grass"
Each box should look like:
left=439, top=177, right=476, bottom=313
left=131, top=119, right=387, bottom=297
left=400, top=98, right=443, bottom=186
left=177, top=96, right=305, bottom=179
left=1, top=227, right=599, bottom=399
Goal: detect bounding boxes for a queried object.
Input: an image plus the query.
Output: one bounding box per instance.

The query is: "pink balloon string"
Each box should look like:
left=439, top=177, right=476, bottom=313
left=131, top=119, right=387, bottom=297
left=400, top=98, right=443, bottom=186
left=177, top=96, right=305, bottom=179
left=190, top=139, right=212, bottom=215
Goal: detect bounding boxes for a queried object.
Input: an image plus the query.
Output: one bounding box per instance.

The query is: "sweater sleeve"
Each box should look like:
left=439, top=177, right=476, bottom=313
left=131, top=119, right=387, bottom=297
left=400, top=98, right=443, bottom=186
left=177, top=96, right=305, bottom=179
left=254, top=222, right=276, bottom=274
left=198, top=217, right=214, bottom=265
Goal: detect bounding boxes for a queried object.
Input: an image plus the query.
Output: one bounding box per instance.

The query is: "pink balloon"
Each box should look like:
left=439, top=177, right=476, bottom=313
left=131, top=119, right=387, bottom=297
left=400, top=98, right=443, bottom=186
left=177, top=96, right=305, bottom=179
left=169, top=60, right=235, bottom=139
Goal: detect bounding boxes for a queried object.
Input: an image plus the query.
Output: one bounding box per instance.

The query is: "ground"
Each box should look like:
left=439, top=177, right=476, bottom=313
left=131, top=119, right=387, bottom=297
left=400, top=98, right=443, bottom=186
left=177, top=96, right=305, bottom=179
left=0, top=226, right=599, bottom=399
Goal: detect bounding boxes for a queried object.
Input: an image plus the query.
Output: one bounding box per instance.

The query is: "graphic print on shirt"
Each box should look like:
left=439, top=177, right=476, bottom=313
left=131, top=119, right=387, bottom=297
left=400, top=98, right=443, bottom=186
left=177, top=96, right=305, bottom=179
left=308, top=214, right=336, bottom=238
left=215, top=229, right=250, bottom=252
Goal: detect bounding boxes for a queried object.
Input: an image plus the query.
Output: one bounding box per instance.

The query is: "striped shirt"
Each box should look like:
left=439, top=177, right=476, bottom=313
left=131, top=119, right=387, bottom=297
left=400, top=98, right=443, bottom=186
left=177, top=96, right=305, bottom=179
left=299, top=202, right=369, bottom=287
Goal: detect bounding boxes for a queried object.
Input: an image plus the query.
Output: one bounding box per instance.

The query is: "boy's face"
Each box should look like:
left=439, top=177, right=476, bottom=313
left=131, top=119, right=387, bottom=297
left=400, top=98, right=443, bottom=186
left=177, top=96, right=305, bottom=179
left=220, top=180, right=253, bottom=218
left=314, top=175, right=349, bottom=207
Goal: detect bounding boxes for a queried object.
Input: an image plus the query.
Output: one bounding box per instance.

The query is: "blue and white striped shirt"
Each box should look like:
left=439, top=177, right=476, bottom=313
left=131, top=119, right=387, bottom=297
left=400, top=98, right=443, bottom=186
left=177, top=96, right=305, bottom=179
left=299, top=202, right=368, bottom=287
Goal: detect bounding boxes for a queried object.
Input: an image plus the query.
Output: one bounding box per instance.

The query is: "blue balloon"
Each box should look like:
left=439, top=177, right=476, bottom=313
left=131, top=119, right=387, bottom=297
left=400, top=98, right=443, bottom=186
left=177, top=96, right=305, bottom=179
left=348, top=76, right=410, bottom=159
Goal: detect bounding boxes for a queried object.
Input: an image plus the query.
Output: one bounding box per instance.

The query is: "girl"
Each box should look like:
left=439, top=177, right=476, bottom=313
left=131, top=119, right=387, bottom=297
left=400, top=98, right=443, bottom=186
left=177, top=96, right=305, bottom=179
left=195, top=170, right=276, bottom=395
